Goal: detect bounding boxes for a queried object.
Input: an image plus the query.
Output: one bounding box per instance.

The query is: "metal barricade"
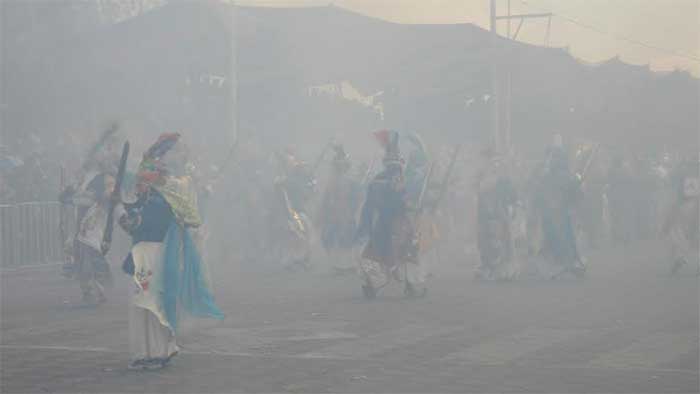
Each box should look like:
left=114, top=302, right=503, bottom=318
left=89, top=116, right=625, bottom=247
left=0, top=202, right=67, bottom=268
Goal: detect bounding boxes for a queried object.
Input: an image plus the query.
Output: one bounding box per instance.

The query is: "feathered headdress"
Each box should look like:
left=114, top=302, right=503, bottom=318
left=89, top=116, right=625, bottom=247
left=137, top=133, right=202, bottom=226
left=145, top=132, right=181, bottom=161
left=373, top=129, right=391, bottom=149
left=137, top=133, right=181, bottom=186
left=84, top=123, right=118, bottom=159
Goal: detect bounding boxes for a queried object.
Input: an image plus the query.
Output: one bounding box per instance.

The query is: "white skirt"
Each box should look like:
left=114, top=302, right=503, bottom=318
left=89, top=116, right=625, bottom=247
left=129, top=302, right=179, bottom=362
left=128, top=242, right=179, bottom=362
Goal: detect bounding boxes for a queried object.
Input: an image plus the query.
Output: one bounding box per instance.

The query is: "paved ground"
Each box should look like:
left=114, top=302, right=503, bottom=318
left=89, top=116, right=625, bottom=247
left=1, top=241, right=698, bottom=393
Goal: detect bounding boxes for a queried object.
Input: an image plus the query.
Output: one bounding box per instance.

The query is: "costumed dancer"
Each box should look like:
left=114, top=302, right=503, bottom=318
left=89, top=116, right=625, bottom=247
left=185, top=158, right=214, bottom=264
left=403, top=133, right=441, bottom=274
left=664, top=158, right=699, bottom=276
left=572, top=142, right=607, bottom=250
left=270, top=148, right=316, bottom=271
left=474, top=148, right=520, bottom=280
left=355, top=130, right=426, bottom=299
left=318, top=144, right=361, bottom=275
left=119, top=133, right=223, bottom=370
left=59, top=126, right=121, bottom=304
left=60, top=173, right=117, bottom=304
left=529, top=135, right=586, bottom=279
left=607, top=154, right=636, bottom=245
left=651, top=153, right=676, bottom=237
left=411, top=142, right=462, bottom=278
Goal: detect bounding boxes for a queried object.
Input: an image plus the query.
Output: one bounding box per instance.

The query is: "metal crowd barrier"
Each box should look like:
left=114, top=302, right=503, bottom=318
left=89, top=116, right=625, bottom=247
left=0, top=201, right=69, bottom=268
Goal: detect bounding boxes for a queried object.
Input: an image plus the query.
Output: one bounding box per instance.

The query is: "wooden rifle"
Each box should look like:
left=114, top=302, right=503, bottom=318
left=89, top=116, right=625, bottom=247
left=406, top=162, right=435, bottom=262
left=101, top=141, right=129, bottom=255
left=83, top=123, right=119, bottom=171
left=416, top=163, right=434, bottom=216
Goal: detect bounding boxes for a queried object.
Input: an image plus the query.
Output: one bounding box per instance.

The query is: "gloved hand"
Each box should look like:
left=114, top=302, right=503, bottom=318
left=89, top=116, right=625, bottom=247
left=118, top=212, right=141, bottom=233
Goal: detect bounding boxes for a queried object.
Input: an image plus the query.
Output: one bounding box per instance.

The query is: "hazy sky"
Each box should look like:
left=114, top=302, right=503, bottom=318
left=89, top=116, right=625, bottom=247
left=236, top=0, right=700, bottom=76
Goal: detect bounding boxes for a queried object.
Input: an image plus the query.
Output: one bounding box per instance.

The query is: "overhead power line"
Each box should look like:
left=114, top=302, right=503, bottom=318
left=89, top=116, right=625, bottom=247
left=520, top=1, right=700, bottom=63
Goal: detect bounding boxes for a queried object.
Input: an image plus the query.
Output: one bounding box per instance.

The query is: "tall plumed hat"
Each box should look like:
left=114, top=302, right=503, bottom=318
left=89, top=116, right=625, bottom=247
left=137, top=132, right=181, bottom=186
left=145, top=132, right=181, bottom=160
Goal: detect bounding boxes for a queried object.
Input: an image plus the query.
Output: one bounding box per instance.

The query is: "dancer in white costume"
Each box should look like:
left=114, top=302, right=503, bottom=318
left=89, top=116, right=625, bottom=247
left=120, top=133, right=223, bottom=370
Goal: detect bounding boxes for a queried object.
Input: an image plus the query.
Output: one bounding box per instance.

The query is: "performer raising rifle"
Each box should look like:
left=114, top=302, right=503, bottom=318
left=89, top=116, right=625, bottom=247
left=58, top=125, right=123, bottom=304
left=101, top=141, right=130, bottom=255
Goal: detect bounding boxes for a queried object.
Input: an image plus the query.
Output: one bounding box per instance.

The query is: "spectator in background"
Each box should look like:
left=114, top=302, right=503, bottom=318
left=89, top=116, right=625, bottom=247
left=0, top=171, right=16, bottom=203
left=0, top=145, right=23, bottom=203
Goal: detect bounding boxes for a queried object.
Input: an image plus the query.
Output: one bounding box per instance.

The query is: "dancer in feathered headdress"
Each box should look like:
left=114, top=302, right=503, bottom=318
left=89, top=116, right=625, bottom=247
left=354, top=130, right=427, bottom=299
left=120, top=132, right=223, bottom=371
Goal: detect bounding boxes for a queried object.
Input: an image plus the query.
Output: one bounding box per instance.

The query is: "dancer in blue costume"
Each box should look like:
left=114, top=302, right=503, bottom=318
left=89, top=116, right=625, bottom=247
left=120, top=133, right=223, bottom=370
left=355, top=130, right=426, bottom=299
left=530, top=137, right=586, bottom=279
left=475, top=148, right=520, bottom=281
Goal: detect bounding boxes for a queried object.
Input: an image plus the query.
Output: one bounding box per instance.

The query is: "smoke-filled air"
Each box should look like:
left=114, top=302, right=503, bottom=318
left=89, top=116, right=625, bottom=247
left=0, top=1, right=698, bottom=393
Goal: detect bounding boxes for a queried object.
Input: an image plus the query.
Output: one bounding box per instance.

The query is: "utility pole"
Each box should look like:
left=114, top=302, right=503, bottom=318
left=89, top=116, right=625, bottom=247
left=490, top=0, right=501, bottom=152
left=507, top=0, right=511, bottom=40
left=0, top=0, right=3, bottom=145
left=489, top=0, right=552, bottom=155
left=230, top=0, right=238, bottom=147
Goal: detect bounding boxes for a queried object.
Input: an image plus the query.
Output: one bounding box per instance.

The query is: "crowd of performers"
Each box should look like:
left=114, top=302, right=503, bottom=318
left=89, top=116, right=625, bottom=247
left=56, top=126, right=699, bottom=370
left=473, top=136, right=699, bottom=281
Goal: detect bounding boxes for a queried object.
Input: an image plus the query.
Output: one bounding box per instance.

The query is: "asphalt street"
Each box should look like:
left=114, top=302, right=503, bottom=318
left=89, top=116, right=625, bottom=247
left=1, top=240, right=698, bottom=393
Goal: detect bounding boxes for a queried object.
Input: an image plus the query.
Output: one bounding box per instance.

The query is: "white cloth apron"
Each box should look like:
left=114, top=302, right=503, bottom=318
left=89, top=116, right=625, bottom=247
left=129, top=242, right=178, bottom=361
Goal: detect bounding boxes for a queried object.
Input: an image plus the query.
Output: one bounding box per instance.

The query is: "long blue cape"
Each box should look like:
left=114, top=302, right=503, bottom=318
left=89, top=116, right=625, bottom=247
left=161, top=221, right=224, bottom=332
